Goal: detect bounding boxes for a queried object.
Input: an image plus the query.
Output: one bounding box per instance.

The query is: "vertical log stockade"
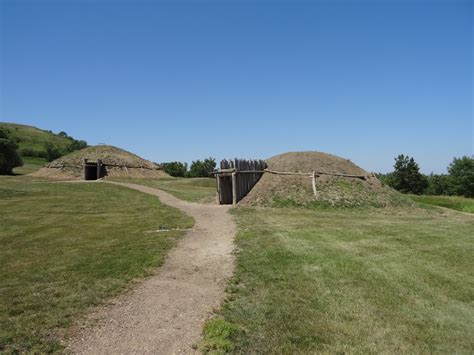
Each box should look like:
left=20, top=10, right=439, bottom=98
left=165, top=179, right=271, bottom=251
left=215, top=159, right=267, bottom=205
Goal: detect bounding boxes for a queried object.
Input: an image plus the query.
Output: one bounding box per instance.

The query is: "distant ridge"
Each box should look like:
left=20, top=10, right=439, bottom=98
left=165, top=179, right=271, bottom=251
left=0, top=122, right=87, bottom=159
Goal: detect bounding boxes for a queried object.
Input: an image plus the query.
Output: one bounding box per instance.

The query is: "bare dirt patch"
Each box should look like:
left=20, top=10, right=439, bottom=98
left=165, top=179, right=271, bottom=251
left=66, top=182, right=235, bottom=354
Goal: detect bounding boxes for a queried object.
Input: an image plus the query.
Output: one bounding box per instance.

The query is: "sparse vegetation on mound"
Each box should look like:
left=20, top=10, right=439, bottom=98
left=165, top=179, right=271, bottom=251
left=242, top=151, right=412, bottom=208
left=32, top=145, right=168, bottom=179
left=264, top=151, right=367, bottom=175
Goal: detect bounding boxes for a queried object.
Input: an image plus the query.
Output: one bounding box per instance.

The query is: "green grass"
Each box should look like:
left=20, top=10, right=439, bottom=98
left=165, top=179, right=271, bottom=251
left=12, top=156, right=47, bottom=175
left=0, top=122, right=76, bottom=156
left=108, top=177, right=217, bottom=203
left=409, top=194, right=474, bottom=213
left=0, top=176, right=194, bottom=353
left=202, top=206, right=474, bottom=353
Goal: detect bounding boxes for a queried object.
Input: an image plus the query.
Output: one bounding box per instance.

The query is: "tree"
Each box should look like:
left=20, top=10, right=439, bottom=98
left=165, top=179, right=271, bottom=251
left=426, top=174, right=453, bottom=196
left=0, top=128, right=23, bottom=174
left=66, top=139, right=88, bottom=153
left=377, top=172, right=396, bottom=187
left=188, top=157, right=216, bottom=177
left=390, top=154, right=428, bottom=194
left=44, top=142, right=64, bottom=162
left=160, top=161, right=188, bottom=177
left=448, top=156, right=474, bottom=197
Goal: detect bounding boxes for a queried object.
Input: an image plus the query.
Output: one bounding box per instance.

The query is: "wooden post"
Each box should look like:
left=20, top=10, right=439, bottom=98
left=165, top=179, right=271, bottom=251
left=312, top=171, right=317, bottom=197
left=232, top=172, right=237, bottom=205
left=83, top=159, right=87, bottom=180
left=97, top=159, right=102, bottom=179
left=216, top=174, right=221, bottom=204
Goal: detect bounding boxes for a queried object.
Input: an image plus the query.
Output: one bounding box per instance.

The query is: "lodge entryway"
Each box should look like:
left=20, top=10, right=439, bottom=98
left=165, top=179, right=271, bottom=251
left=215, top=159, right=267, bottom=205
left=83, top=159, right=105, bottom=180
left=218, top=175, right=233, bottom=204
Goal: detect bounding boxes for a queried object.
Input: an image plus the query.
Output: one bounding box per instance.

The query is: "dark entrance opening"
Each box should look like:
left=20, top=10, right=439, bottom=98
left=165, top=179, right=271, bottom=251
left=215, top=159, right=267, bottom=205
left=84, top=164, right=98, bottom=180
left=83, top=159, right=105, bottom=180
left=218, top=175, right=233, bottom=204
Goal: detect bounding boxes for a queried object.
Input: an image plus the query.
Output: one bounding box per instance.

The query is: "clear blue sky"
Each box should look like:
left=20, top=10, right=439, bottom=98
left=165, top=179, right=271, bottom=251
left=1, top=0, right=472, bottom=173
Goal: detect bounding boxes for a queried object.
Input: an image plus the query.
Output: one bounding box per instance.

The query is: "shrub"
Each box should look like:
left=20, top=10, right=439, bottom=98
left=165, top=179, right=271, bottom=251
left=0, top=128, right=23, bottom=174
left=426, top=174, right=453, bottom=196
left=44, top=142, right=64, bottom=162
left=448, top=156, right=474, bottom=198
left=378, top=172, right=396, bottom=187
left=160, top=161, right=188, bottom=177
left=188, top=157, right=216, bottom=178
left=19, top=148, right=47, bottom=159
left=66, top=139, right=88, bottom=153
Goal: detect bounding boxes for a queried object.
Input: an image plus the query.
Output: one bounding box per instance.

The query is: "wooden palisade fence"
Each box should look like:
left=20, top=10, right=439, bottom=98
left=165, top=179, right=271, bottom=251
left=215, top=159, right=267, bottom=205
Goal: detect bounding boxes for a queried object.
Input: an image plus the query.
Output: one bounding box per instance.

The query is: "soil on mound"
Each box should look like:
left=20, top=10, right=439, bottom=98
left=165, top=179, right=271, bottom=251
left=241, top=151, right=411, bottom=208
left=266, top=151, right=368, bottom=175
left=32, top=145, right=169, bottom=180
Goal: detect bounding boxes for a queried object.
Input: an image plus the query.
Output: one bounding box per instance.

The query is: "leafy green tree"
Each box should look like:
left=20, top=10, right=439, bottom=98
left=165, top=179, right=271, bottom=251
left=0, top=128, right=23, bottom=174
left=448, top=156, right=474, bottom=197
left=188, top=157, right=216, bottom=177
left=44, top=142, right=64, bottom=162
left=160, top=161, right=188, bottom=177
left=426, top=174, right=453, bottom=196
left=66, top=139, right=88, bottom=153
left=390, top=154, right=428, bottom=194
left=377, top=172, right=396, bottom=187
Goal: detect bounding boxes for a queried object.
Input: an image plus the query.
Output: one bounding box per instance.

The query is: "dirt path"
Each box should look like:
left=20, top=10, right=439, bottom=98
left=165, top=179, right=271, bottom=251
left=67, top=182, right=235, bottom=354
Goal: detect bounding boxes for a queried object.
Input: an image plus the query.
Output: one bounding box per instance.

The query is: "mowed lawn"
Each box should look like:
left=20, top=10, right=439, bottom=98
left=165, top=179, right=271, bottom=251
left=409, top=194, right=474, bottom=214
left=0, top=176, right=193, bottom=353
left=202, top=206, right=474, bottom=353
left=108, top=177, right=217, bottom=203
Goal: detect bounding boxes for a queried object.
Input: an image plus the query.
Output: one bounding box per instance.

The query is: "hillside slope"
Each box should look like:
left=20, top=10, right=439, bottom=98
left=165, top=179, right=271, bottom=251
left=0, top=122, right=86, bottom=158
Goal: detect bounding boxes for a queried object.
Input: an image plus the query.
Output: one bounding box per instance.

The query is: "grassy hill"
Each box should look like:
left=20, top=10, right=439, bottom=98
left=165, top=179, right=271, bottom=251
left=0, top=122, right=87, bottom=159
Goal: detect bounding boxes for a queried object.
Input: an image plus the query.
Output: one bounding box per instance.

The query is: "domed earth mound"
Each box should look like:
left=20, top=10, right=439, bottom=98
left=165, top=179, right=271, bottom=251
left=33, top=145, right=169, bottom=180
left=241, top=151, right=410, bottom=208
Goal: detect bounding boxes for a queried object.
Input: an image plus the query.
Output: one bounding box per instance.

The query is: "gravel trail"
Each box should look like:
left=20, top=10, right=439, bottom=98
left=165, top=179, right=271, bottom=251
left=67, top=181, right=235, bottom=354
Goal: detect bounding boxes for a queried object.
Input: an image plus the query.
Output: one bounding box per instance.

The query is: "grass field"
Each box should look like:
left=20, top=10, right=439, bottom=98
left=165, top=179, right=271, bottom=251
left=409, top=194, right=474, bottom=213
left=0, top=176, right=194, bottom=353
left=3, top=173, right=473, bottom=353
left=108, top=177, right=216, bottom=203
left=13, top=156, right=47, bottom=175
left=202, top=206, right=474, bottom=353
